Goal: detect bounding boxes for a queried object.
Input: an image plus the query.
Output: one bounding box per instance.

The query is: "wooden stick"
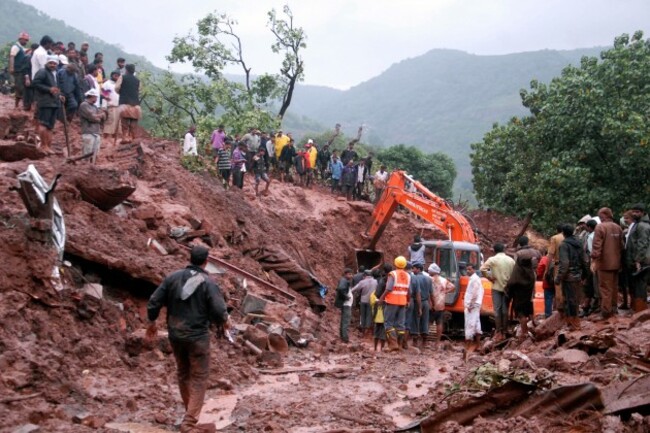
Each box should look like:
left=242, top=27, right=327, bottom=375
left=0, top=392, right=42, bottom=404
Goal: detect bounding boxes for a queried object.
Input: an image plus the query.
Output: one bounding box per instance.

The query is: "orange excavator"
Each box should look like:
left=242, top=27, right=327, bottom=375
left=354, top=170, right=545, bottom=328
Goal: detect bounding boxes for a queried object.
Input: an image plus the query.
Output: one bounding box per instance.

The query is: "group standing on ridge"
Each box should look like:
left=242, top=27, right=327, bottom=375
left=8, top=32, right=140, bottom=162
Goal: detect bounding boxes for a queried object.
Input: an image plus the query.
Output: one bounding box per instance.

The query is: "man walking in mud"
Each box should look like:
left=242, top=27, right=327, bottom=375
left=146, top=245, right=230, bottom=433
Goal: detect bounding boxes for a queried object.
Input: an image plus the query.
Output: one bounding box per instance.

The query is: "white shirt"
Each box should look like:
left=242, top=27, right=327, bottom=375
left=375, top=170, right=389, bottom=182
left=183, top=132, right=197, bottom=156
left=626, top=222, right=635, bottom=247
left=31, top=46, right=49, bottom=78
left=101, top=80, right=119, bottom=107
left=357, top=165, right=365, bottom=183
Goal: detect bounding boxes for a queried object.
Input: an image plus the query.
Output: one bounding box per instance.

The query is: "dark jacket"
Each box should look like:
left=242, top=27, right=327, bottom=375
left=32, top=68, right=60, bottom=108
left=147, top=265, right=228, bottom=342
left=279, top=144, right=296, bottom=164
left=556, top=236, right=587, bottom=283
left=57, top=69, right=82, bottom=110
left=341, top=149, right=357, bottom=166
left=118, top=73, right=140, bottom=105
left=341, top=165, right=356, bottom=186
left=626, top=215, right=650, bottom=267
left=317, top=147, right=331, bottom=166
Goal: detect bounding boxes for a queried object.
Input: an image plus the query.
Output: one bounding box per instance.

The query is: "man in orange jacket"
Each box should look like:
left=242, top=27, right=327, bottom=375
left=379, top=256, right=411, bottom=351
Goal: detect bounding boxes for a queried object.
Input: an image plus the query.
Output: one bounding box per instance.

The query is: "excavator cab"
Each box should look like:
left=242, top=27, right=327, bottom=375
left=423, top=240, right=484, bottom=309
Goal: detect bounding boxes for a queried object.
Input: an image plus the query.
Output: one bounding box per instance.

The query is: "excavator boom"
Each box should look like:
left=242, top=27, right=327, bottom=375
left=365, top=171, right=476, bottom=249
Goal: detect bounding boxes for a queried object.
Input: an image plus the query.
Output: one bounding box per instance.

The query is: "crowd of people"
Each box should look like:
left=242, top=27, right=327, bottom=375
left=336, top=203, right=650, bottom=355
left=7, top=32, right=141, bottom=161
left=182, top=124, right=391, bottom=200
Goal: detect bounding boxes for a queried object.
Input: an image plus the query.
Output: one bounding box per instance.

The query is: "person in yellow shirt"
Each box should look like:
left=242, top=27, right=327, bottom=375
left=274, top=130, right=290, bottom=159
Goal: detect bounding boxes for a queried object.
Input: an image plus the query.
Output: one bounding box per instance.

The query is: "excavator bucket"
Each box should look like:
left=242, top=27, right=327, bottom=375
left=348, top=249, right=384, bottom=272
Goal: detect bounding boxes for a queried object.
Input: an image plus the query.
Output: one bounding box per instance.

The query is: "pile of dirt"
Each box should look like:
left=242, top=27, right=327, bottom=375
left=468, top=209, right=549, bottom=257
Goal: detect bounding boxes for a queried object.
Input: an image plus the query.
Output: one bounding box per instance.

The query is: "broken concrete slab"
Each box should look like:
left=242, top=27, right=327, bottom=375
left=198, top=394, right=238, bottom=430
left=105, top=422, right=171, bottom=433
left=603, top=374, right=650, bottom=416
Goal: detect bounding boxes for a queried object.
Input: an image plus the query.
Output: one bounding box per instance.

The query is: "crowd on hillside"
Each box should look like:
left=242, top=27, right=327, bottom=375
left=7, top=32, right=141, bottom=162
left=182, top=124, right=391, bottom=199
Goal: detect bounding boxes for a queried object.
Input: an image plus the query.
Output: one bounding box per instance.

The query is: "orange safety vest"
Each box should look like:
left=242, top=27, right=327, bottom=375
left=385, top=269, right=410, bottom=306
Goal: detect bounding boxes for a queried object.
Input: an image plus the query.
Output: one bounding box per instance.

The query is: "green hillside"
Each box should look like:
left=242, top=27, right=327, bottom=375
left=287, top=47, right=605, bottom=194
left=0, top=0, right=159, bottom=73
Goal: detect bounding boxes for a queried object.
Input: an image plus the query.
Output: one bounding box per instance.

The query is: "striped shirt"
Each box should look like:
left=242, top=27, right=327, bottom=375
left=216, top=148, right=231, bottom=170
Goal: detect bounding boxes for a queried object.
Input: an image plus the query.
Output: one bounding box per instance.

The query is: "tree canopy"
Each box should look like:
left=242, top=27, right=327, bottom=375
left=471, top=32, right=650, bottom=233
left=377, top=144, right=457, bottom=199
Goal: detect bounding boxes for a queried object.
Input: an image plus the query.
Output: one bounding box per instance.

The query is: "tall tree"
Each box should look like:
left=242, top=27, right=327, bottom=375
left=166, top=5, right=305, bottom=122
left=471, top=31, right=650, bottom=233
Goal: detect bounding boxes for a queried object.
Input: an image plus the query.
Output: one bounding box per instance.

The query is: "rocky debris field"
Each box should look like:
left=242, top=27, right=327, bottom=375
left=0, top=93, right=648, bottom=433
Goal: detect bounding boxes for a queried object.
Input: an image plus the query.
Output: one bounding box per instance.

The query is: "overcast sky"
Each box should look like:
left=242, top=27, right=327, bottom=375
left=20, top=0, right=650, bottom=89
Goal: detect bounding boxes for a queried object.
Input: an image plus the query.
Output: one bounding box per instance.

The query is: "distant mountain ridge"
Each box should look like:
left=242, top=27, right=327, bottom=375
left=287, top=46, right=605, bottom=194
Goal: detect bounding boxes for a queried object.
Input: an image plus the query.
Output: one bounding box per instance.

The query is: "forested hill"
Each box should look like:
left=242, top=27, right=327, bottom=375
left=287, top=47, right=604, bottom=194
left=0, top=0, right=158, bottom=73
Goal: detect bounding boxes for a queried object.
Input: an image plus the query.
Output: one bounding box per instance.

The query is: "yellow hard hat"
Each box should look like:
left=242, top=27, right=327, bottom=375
left=394, top=256, right=407, bottom=269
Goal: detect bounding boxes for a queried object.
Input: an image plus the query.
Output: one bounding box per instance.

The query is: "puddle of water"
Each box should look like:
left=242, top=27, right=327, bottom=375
left=198, top=394, right=238, bottom=429
left=105, top=422, right=170, bottom=433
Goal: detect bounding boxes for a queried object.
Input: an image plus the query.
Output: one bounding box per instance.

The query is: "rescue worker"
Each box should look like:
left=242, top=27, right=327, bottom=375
left=479, top=243, right=514, bottom=341
left=591, top=207, right=624, bottom=320
left=625, top=203, right=650, bottom=312
left=146, top=245, right=230, bottom=433
left=378, top=256, right=411, bottom=351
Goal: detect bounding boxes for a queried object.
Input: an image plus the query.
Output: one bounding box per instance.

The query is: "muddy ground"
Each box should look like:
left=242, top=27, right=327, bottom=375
left=0, top=94, right=648, bottom=433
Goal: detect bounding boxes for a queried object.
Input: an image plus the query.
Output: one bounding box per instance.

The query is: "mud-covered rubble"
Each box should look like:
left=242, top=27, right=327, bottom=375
left=1, top=91, right=649, bottom=433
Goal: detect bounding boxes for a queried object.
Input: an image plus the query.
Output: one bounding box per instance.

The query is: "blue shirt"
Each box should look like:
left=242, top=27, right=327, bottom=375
left=329, top=159, right=343, bottom=180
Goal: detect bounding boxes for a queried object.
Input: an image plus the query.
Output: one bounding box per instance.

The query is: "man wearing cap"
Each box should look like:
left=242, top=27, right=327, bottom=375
left=9, top=32, right=31, bottom=109
left=146, top=245, right=229, bottom=433
left=626, top=203, right=650, bottom=312
left=78, top=88, right=107, bottom=163
left=591, top=207, right=624, bottom=320
left=32, top=55, right=63, bottom=152
left=429, top=263, right=454, bottom=348
left=379, top=256, right=411, bottom=351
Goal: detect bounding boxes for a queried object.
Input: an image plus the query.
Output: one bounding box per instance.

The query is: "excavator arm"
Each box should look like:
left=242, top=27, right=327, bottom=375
left=366, top=171, right=476, bottom=249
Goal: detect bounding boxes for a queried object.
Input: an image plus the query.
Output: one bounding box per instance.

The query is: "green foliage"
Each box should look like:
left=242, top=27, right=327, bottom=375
left=377, top=144, right=457, bottom=198
left=179, top=155, right=218, bottom=177
left=0, top=42, right=11, bottom=70
left=471, top=31, right=650, bottom=233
